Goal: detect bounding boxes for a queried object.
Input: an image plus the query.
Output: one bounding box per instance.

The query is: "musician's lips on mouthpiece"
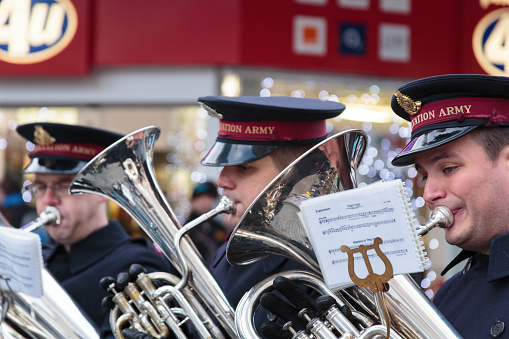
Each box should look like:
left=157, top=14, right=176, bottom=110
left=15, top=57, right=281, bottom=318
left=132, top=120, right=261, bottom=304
left=230, top=202, right=237, bottom=214
left=449, top=207, right=462, bottom=226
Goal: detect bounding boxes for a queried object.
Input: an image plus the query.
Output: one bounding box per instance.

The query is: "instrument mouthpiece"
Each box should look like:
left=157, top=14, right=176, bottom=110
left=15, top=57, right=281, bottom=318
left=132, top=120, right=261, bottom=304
left=20, top=206, right=61, bottom=232
left=416, top=206, right=453, bottom=236
left=219, top=196, right=235, bottom=214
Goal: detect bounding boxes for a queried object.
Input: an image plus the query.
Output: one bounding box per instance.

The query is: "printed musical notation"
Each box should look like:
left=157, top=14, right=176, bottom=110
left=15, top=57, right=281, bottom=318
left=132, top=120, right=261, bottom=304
left=299, top=180, right=426, bottom=290
left=318, top=207, right=394, bottom=226
left=0, top=227, right=43, bottom=297
left=321, top=218, right=396, bottom=235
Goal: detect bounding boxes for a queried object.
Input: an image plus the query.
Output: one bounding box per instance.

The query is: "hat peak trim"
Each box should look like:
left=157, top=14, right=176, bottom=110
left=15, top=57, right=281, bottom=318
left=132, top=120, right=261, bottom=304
left=33, top=125, right=56, bottom=146
left=395, top=91, right=422, bottom=116
left=200, top=103, right=223, bottom=119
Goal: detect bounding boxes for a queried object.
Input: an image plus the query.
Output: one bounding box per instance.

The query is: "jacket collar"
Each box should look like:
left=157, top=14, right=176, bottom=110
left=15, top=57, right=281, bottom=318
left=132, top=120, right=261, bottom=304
left=440, top=249, right=475, bottom=276
left=440, top=230, right=509, bottom=282
left=487, top=230, right=509, bottom=282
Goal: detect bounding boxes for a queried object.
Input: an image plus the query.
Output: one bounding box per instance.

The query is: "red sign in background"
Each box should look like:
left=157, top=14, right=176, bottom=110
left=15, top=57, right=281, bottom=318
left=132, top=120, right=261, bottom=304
left=0, top=0, right=505, bottom=77
left=0, top=0, right=91, bottom=76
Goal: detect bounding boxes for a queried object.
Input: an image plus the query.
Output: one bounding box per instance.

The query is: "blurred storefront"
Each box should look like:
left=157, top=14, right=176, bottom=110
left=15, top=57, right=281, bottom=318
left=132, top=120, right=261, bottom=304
left=1, top=0, right=508, bottom=297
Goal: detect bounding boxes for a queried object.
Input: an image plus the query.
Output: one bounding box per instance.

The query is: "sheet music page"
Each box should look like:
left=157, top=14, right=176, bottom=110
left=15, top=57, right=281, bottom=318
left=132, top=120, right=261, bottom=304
left=299, top=179, right=425, bottom=290
left=0, top=227, right=43, bottom=297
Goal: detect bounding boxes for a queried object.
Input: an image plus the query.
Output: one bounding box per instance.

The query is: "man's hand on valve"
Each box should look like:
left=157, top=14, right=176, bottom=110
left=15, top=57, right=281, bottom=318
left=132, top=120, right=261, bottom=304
left=260, top=276, right=357, bottom=339
left=99, top=264, right=170, bottom=339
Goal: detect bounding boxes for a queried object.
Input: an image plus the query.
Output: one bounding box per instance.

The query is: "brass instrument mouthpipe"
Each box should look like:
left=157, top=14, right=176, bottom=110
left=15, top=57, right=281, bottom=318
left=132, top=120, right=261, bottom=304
left=173, top=196, right=235, bottom=291
left=181, top=196, right=235, bottom=232
left=416, top=206, right=454, bottom=236
left=20, top=206, right=61, bottom=232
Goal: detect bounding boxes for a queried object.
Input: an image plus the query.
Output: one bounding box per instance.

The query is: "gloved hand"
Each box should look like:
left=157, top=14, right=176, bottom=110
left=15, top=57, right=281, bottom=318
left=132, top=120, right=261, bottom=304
left=260, top=276, right=356, bottom=339
left=259, top=276, right=318, bottom=338
left=121, top=328, right=158, bottom=339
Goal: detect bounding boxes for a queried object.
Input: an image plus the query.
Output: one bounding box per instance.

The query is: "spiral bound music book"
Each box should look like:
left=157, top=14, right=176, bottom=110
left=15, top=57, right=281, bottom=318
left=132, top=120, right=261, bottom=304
left=0, top=227, right=43, bottom=297
left=299, top=179, right=426, bottom=291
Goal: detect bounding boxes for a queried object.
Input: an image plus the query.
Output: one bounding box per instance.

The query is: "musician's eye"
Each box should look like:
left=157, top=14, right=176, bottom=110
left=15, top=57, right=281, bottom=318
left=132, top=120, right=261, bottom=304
left=443, top=166, right=457, bottom=174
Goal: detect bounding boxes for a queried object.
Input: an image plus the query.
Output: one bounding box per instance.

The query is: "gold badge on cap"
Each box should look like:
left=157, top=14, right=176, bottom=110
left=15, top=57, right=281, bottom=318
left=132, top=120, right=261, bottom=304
left=199, top=103, right=223, bottom=119
left=394, top=91, right=422, bottom=116
left=33, top=126, right=56, bottom=146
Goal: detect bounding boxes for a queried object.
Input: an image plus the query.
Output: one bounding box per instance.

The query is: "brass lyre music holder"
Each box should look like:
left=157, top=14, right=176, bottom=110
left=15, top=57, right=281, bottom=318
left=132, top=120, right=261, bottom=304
left=341, top=237, right=393, bottom=337
left=340, top=237, right=393, bottom=293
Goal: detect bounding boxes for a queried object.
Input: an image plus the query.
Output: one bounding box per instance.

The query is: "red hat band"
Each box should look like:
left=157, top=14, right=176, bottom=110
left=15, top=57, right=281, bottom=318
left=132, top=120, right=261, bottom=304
left=410, top=97, right=509, bottom=134
left=218, top=119, right=326, bottom=141
left=30, top=142, right=105, bottom=161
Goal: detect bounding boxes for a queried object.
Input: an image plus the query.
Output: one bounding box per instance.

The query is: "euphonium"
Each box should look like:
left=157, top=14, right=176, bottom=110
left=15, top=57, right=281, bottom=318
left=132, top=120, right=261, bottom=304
left=0, top=208, right=100, bottom=339
left=70, top=126, right=236, bottom=339
left=227, top=130, right=462, bottom=338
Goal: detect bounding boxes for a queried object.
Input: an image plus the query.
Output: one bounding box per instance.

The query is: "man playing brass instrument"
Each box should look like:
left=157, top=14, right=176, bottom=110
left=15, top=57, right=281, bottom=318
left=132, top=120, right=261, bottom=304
left=245, top=75, right=509, bottom=339
left=121, top=96, right=347, bottom=339
left=16, top=123, right=176, bottom=339
left=199, top=96, right=345, bottom=336
left=388, top=74, right=509, bottom=339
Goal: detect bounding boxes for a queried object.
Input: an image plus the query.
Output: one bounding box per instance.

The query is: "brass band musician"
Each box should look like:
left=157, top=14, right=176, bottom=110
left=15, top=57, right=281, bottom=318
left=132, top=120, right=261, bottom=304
left=16, top=122, right=176, bottom=339
left=388, top=74, right=509, bottom=339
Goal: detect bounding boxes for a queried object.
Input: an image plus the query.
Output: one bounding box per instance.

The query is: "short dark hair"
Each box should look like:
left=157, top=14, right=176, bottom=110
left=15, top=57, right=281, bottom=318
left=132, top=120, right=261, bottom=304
left=470, top=126, right=509, bottom=163
left=269, top=144, right=316, bottom=171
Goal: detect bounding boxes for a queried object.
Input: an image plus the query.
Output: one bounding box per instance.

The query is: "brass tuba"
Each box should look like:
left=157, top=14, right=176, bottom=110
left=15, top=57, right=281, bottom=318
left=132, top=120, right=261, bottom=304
left=70, top=126, right=236, bottom=339
left=228, top=130, right=461, bottom=338
left=0, top=208, right=100, bottom=339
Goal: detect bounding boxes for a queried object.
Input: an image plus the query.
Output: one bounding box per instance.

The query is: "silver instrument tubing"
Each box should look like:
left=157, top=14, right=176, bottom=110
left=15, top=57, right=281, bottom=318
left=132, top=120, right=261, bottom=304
left=20, top=206, right=61, bottom=232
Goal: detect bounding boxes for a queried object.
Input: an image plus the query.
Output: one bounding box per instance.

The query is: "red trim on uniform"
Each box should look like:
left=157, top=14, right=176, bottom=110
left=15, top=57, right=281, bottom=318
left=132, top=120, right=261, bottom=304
left=30, top=142, right=105, bottom=161
left=218, top=120, right=326, bottom=141
left=224, top=228, right=234, bottom=242
left=411, top=97, right=509, bottom=133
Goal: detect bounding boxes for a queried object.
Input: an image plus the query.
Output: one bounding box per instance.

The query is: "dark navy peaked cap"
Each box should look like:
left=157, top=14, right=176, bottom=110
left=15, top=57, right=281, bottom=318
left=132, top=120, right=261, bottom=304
left=17, top=122, right=123, bottom=174
left=199, top=96, right=346, bottom=166
left=391, top=74, right=509, bottom=166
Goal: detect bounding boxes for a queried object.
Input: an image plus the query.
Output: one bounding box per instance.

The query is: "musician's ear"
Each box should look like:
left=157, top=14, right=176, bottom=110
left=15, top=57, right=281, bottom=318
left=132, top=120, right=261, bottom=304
left=497, top=145, right=509, bottom=172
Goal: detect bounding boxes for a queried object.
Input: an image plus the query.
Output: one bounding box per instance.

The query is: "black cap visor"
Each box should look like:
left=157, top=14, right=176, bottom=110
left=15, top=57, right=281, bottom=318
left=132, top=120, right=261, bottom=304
left=24, top=157, right=88, bottom=174
left=392, top=126, right=478, bottom=167
left=201, top=140, right=279, bottom=167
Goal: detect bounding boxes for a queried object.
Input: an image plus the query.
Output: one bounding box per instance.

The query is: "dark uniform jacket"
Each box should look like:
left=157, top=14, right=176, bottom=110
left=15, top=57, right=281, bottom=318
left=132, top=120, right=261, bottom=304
left=210, top=241, right=312, bottom=338
left=434, top=230, right=509, bottom=339
left=186, top=212, right=227, bottom=265
left=43, top=220, right=175, bottom=339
